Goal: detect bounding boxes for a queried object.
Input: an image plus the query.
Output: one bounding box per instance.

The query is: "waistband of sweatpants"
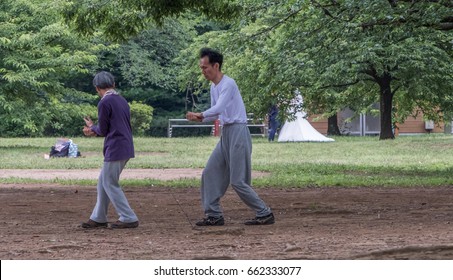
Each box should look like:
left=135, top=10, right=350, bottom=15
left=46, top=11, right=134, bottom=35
left=222, top=122, right=247, bottom=127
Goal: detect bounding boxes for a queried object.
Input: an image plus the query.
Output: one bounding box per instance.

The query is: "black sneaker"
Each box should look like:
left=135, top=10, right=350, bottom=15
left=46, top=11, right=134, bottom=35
left=81, top=219, right=108, bottom=229
left=110, top=220, right=139, bottom=229
left=196, top=216, right=225, bottom=226
left=244, top=213, right=275, bottom=225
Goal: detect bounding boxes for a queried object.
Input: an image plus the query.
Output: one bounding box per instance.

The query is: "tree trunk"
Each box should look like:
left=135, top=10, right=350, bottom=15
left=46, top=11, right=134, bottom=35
left=327, top=113, right=341, bottom=135
left=378, top=73, right=394, bottom=140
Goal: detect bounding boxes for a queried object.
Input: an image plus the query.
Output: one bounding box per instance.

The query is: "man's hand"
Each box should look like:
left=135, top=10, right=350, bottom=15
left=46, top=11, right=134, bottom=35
left=83, top=126, right=96, bottom=137
left=83, top=116, right=94, bottom=128
left=186, top=112, right=203, bottom=122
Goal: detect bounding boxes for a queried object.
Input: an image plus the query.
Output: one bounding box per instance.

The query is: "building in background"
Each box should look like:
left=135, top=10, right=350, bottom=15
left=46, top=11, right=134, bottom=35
left=309, top=106, right=447, bottom=136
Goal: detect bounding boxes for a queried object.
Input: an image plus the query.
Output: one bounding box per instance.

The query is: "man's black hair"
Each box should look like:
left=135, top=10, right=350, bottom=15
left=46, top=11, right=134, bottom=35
left=200, top=48, right=223, bottom=71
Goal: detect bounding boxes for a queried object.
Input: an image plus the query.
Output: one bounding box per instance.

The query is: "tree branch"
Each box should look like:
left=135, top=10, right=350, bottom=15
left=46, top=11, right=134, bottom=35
left=392, top=86, right=400, bottom=95
left=360, top=16, right=453, bottom=31
left=364, top=1, right=453, bottom=30
left=438, top=22, right=453, bottom=31
left=388, top=0, right=398, bottom=8
left=251, top=7, right=305, bottom=38
left=311, top=0, right=349, bottom=23
left=244, top=0, right=282, bottom=17
left=318, top=80, right=361, bottom=89
left=361, top=67, right=378, bottom=80
left=395, top=0, right=453, bottom=8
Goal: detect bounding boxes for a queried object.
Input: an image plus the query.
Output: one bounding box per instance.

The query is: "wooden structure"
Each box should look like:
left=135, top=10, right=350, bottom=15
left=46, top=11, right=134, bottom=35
left=308, top=111, right=446, bottom=135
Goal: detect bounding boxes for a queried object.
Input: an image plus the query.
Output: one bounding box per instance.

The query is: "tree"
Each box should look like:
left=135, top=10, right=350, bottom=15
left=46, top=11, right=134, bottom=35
left=327, top=114, right=341, bottom=136
left=0, top=0, right=101, bottom=97
left=179, top=0, right=453, bottom=140
left=64, top=0, right=241, bottom=41
left=113, top=19, right=196, bottom=110
left=90, top=18, right=210, bottom=136
left=65, top=0, right=239, bottom=135
left=0, top=0, right=104, bottom=136
left=286, top=0, right=452, bottom=139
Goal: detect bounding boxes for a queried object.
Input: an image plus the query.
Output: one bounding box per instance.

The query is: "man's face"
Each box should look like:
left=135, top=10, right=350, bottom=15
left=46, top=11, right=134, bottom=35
left=199, top=56, right=218, bottom=81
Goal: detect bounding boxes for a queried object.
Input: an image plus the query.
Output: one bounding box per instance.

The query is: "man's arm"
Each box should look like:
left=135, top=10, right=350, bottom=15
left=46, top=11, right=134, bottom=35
left=201, top=83, right=234, bottom=120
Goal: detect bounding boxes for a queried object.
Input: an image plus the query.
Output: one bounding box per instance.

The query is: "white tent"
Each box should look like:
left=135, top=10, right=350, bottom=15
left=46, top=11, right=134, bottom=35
left=278, top=95, right=335, bottom=142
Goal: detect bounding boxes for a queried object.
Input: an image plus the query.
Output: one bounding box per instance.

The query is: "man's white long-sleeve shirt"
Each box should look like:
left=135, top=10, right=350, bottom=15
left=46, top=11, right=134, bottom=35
left=202, top=75, right=248, bottom=125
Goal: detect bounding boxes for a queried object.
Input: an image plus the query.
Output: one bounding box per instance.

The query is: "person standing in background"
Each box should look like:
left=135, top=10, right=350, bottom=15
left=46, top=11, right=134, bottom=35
left=268, top=104, right=279, bottom=142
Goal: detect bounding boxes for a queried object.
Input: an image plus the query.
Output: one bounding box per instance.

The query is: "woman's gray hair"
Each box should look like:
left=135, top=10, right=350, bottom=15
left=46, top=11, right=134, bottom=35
left=93, top=71, right=115, bottom=89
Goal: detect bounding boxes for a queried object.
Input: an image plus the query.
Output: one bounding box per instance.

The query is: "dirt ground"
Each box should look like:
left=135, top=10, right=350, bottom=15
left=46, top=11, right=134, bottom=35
left=1, top=181, right=453, bottom=260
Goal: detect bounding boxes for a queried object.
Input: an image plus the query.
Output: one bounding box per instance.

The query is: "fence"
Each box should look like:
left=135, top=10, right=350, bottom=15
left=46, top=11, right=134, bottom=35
left=167, top=118, right=268, bottom=138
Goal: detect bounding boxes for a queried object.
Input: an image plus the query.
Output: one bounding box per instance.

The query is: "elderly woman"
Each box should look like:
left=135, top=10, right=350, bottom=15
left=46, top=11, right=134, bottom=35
left=81, top=71, right=139, bottom=229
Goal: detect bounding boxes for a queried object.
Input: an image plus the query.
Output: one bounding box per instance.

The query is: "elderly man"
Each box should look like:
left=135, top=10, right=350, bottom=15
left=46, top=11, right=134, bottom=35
left=81, top=71, right=139, bottom=229
left=187, top=48, right=274, bottom=226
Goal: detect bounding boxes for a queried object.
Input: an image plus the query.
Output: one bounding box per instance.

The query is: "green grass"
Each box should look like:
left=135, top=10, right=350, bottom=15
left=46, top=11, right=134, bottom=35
left=1, top=135, right=453, bottom=187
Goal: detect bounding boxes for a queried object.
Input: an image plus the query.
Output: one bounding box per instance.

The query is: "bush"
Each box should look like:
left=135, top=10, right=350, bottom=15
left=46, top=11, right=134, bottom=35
left=0, top=97, right=50, bottom=137
left=129, top=101, right=153, bottom=136
left=45, top=102, right=98, bottom=137
left=0, top=96, right=154, bottom=137
left=45, top=101, right=153, bottom=137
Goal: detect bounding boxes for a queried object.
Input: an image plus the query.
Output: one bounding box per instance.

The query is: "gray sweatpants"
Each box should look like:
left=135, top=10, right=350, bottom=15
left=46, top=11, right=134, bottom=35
left=90, top=160, right=138, bottom=223
left=201, top=123, right=271, bottom=218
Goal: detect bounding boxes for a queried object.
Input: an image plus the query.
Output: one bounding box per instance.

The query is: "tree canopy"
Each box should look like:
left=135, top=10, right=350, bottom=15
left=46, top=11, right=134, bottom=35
left=1, top=0, right=452, bottom=139
left=178, top=0, right=453, bottom=139
left=0, top=0, right=101, bottom=98
left=64, top=0, right=241, bottom=41
left=0, top=0, right=104, bottom=136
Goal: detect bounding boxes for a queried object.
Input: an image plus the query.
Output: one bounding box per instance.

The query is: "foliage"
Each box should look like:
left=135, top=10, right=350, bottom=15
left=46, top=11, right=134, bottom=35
left=129, top=101, right=154, bottom=136
left=115, top=20, right=196, bottom=90
left=178, top=0, right=453, bottom=140
left=0, top=0, right=102, bottom=100
left=94, top=18, right=207, bottom=136
left=45, top=102, right=98, bottom=137
left=0, top=97, right=50, bottom=137
left=3, top=0, right=451, bottom=141
left=112, top=20, right=195, bottom=123
left=63, top=0, right=241, bottom=41
left=0, top=0, right=107, bottom=137
left=0, top=98, right=153, bottom=137
left=0, top=96, right=97, bottom=137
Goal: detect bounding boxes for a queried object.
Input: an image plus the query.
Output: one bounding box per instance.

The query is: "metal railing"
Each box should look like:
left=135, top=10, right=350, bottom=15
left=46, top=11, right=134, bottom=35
left=167, top=119, right=214, bottom=138
left=167, top=118, right=268, bottom=138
